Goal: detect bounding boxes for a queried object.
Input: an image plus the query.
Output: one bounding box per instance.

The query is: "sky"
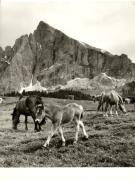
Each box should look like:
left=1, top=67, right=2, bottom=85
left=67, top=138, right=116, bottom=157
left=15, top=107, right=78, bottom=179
left=0, top=0, right=135, bottom=63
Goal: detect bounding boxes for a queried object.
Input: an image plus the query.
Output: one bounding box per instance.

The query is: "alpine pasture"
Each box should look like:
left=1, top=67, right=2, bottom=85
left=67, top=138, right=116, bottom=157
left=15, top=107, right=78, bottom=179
left=0, top=97, right=135, bottom=167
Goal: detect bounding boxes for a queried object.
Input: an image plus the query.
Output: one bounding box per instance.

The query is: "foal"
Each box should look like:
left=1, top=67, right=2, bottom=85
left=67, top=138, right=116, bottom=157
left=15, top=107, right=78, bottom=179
left=37, top=103, right=88, bottom=147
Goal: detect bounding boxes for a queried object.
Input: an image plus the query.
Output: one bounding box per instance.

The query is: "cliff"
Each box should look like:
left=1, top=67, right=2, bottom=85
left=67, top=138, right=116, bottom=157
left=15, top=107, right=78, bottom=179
left=0, top=21, right=135, bottom=94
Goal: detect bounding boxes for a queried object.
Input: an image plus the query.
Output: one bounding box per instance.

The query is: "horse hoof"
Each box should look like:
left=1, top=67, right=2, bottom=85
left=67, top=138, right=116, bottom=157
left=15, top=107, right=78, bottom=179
left=43, top=142, right=50, bottom=148
left=34, top=129, right=39, bottom=133
left=84, top=135, right=89, bottom=140
left=62, top=142, right=65, bottom=147
left=73, top=141, right=77, bottom=145
left=43, top=144, right=47, bottom=148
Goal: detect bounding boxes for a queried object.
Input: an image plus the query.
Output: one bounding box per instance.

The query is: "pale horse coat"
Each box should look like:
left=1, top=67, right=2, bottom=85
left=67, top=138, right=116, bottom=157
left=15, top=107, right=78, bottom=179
left=36, top=103, right=88, bottom=147
left=97, top=90, right=127, bottom=116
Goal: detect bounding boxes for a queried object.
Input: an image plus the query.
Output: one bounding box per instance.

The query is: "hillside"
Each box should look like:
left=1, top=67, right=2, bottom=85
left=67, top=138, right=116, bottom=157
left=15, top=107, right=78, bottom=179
left=49, top=72, right=126, bottom=95
left=0, top=21, right=135, bottom=94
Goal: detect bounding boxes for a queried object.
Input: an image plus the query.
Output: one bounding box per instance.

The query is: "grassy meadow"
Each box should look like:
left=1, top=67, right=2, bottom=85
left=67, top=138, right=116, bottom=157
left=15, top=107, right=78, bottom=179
left=0, top=97, right=135, bottom=167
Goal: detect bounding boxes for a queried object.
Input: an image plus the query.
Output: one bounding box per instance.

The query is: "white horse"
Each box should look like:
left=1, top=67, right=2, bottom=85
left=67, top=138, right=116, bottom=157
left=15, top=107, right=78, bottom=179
left=36, top=103, right=88, bottom=147
left=98, top=90, right=127, bottom=117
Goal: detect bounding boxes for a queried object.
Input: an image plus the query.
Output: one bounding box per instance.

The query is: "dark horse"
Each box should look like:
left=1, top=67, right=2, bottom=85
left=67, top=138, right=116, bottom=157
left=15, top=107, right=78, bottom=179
left=11, top=95, right=44, bottom=131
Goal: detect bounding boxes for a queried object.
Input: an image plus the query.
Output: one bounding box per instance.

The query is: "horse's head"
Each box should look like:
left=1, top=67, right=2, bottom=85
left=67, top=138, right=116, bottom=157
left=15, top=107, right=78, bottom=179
left=35, top=104, right=46, bottom=125
left=11, top=107, right=19, bottom=130
left=25, top=96, right=43, bottom=117
left=25, top=96, right=46, bottom=129
left=119, top=103, right=127, bottom=114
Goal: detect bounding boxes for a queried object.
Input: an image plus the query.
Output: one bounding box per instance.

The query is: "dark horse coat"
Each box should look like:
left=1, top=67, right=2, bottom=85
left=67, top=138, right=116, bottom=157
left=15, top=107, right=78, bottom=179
left=11, top=95, right=44, bottom=131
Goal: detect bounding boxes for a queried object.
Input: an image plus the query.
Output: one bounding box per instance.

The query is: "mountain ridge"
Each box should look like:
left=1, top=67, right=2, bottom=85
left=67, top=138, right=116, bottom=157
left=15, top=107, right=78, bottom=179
left=0, top=21, right=135, bottom=94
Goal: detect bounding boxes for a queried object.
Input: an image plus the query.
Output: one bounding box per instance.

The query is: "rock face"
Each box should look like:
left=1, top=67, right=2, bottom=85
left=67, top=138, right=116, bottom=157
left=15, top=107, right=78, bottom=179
left=0, top=21, right=135, bottom=94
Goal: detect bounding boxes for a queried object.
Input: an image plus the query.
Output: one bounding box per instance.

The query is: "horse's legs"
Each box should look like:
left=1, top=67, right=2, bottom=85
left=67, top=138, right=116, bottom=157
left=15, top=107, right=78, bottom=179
left=104, top=102, right=109, bottom=117
left=58, top=126, right=65, bottom=146
left=16, top=113, right=20, bottom=123
left=97, top=101, right=102, bottom=111
left=74, top=119, right=80, bottom=144
left=115, top=103, right=119, bottom=116
left=13, top=114, right=20, bottom=130
left=25, top=116, right=28, bottom=131
left=101, top=104, right=104, bottom=111
left=101, top=102, right=105, bottom=112
left=34, top=121, right=39, bottom=131
left=109, top=105, right=113, bottom=116
left=43, top=123, right=58, bottom=147
left=79, top=120, right=88, bottom=139
left=30, top=113, right=37, bottom=131
left=115, top=110, right=118, bottom=116
left=31, top=113, right=40, bottom=131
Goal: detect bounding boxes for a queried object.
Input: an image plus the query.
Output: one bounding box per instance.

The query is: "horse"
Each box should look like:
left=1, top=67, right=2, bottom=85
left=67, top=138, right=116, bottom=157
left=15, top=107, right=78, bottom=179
left=11, top=95, right=44, bottom=131
left=123, top=97, right=131, bottom=104
left=37, top=103, right=88, bottom=147
left=97, top=90, right=127, bottom=116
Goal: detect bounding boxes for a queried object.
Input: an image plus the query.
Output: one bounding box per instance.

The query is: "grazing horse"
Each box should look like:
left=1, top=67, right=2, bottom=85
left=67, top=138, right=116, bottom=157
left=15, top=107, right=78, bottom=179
left=98, top=90, right=127, bottom=116
left=37, top=103, right=88, bottom=147
left=123, top=98, right=131, bottom=104
left=11, top=95, right=44, bottom=131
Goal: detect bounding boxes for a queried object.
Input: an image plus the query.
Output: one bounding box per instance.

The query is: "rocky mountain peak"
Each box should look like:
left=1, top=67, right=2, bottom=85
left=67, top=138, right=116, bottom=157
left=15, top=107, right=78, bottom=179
left=0, top=20, right=135, bottom=94
left=37, top=21, right=53, bottom=30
